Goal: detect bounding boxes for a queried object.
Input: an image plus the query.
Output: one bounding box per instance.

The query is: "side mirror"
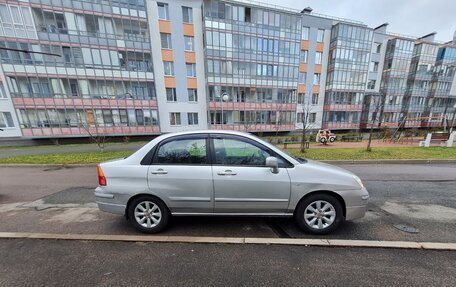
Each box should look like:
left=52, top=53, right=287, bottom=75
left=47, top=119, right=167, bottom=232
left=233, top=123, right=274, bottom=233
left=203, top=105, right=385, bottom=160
left=266, top=156, right=279, bottom=174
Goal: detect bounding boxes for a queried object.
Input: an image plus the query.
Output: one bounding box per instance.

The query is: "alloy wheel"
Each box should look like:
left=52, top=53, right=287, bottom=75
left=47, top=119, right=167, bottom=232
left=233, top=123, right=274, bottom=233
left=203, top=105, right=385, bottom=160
left=134, top=201, right=162, bottom=228
left=304, top=200, right=336, bottom=229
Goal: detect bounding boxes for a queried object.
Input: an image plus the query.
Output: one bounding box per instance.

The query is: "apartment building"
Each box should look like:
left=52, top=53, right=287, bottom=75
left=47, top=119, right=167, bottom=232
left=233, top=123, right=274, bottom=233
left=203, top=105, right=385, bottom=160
left=0, top=0, right=455, bottom=140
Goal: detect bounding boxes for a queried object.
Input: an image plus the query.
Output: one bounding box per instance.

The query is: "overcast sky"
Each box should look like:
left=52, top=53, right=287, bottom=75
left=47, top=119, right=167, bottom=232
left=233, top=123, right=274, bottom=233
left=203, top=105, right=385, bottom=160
left=265, top=0, right=456, bottom=42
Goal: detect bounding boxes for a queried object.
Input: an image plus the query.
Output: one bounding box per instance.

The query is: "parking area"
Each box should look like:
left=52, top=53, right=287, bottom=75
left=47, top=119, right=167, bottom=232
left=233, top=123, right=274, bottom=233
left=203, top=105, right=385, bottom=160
left=0, top=164, right=455, bottom=243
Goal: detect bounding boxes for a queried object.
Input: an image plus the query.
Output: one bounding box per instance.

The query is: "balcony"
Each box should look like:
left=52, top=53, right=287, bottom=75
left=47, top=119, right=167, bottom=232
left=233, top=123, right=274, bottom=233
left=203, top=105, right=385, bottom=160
left=208, top=102, right=296, bottom=111
left=323, top=104, right=363, bottom=112
left=32, top=9, right=150, bottom=50
left=21, top=125, right=160, bottom=138
left=209, top=124, right=296, bottom=132
left=322, top=122, right=361, bottom=130
left=13, top=97, right=157, bottom=110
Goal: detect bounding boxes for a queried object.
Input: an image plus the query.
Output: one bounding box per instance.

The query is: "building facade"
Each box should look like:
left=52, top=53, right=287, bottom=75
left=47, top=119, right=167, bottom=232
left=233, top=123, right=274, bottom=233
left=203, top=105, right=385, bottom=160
left=0, top=0, right=455, bottom=139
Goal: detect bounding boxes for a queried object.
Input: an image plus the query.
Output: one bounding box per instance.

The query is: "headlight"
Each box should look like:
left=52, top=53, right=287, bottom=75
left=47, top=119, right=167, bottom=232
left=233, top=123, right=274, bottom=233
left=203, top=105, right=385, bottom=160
left=353, top=175, right=364, bottom=189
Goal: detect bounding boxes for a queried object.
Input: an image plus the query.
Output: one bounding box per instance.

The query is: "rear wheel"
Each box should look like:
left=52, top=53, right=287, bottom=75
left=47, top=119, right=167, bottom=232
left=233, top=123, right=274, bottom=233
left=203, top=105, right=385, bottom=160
left=329, top=137, right=335, bottom=143
left=128, top=195, right=170, bottom=234
left=294, top=193, right=343, bottom=235
left=320, top=137, right=327, bottom=144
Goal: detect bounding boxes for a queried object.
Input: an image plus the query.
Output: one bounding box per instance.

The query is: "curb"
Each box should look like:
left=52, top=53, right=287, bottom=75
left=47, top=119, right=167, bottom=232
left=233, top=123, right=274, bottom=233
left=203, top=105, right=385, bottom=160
left=1, top=159, right=456, bottom=167
left=0, top=232, right=455, bottom=251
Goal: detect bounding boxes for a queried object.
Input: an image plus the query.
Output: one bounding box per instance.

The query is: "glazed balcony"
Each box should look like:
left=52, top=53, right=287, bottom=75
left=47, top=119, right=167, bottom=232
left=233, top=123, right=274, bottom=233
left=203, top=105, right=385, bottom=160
left=208, top=102, right=296, bottom=111
left=209, top=124, right=296, bottom=132
left=21, top=125, right=160, bottom=138
left=12, top=97, right=157, bottom=110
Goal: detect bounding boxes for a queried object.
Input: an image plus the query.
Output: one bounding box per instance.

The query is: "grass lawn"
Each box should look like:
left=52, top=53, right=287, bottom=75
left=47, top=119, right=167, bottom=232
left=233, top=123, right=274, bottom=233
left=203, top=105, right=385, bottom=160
left=0, top=150, right=134, bottom=164
left=0, top=146, right=454, bottom=164
left=287, top=147, right=456, bottom=161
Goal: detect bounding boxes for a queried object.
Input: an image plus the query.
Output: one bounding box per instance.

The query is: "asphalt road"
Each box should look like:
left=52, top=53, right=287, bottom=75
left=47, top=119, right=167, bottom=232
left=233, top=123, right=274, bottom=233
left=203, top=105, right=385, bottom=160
left=1, top=239, right=455, bottom=286
left=0, top=164, right=455, bottom=242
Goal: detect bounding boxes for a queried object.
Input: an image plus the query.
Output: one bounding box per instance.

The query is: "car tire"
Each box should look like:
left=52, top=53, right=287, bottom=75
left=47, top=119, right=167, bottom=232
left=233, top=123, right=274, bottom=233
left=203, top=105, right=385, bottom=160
left=294, top=193, right=344, bottom=235
left=329, top=137, right=335, bottom=143
left=320, top=137, right=327, bottom=144
left=127, top=195, right=170, bottom=234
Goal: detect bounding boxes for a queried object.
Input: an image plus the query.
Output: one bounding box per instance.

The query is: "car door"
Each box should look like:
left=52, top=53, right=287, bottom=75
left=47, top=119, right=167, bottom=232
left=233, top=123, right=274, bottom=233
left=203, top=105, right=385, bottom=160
left=210, top=134, right=292, bottom=214
left=147, top=134, right=213, bottom=214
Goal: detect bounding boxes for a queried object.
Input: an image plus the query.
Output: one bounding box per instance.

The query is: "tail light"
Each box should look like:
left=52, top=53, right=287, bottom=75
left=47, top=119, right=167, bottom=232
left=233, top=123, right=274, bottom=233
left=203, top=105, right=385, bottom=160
left=97, top=164, right=107, bottom=186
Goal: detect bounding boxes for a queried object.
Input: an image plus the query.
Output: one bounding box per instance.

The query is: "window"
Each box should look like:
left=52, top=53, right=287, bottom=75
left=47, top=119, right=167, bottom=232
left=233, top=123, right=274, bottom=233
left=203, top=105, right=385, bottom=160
left=160, top=33, right=172, bottom=49
left=302, top=27, right=310, bottom=40
left=155, top=138, right=207, bottom=164
left=184, top=36, right=194, bottom=51
left=166, top=88, right=177, bottom=102
left=0, top=5, right=36, bottom=39
left=0, top=112, right=14, bottom=128
left=315, top=52, right=322, bottom=64
left=299, top=72, right=307, bottom=83
left=102, top=110, right=113, bottom=125
left=367, top=80, right=376, bottom=89
left=135, top=109, right=144, bottom=125
left=169, top=112, right=181, bottom=125
left=188, top=112, right=198, bottom=125
left=182, top=7, right=193, bottom=23
left=119, top=109, right=129, bottom=125
left=309, top=113, right=316, bottom=123
left=313, top=73, right=321, bottom=85
left=186, top=63, right=196, bottom=77
left=213, top=137, right=274, bottom=166
left=317, top=29, right=324, bottom=42
left=0, top=83, right=6, bottom=98
left=301, top=50, right=308, bottom=63
left=163, top=61, right=174, bottom=76
left=157, top=3, right=169, bottom=20
left=296, top=112, right=303, bottom=123
left=370, top=61, right=379, bottom=72
left=311, top=93, right=319, bottom=105
left=188, top=89, right=197, bottom=102
left=375, top=43, right=381, bottom=53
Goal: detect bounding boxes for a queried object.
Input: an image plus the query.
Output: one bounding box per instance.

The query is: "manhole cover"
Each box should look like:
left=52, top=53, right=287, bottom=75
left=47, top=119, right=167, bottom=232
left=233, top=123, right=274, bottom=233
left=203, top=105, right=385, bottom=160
left=393, top=224, right=419, bottom=234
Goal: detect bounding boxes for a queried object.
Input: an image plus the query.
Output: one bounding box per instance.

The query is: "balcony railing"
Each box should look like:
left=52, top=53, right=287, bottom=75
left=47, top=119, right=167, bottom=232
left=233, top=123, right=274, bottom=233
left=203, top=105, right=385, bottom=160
left=36, top=25, right=150, bottom=43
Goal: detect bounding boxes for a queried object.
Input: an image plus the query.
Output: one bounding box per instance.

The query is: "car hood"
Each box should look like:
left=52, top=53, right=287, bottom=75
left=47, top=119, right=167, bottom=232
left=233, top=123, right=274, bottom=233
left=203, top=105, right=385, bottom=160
left=302, top=159, right=356, bottom=177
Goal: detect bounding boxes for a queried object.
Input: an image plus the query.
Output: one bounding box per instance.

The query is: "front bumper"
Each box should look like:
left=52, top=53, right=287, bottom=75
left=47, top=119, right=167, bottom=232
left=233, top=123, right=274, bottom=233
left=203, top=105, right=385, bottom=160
left=345, top=188, right=369, bottom=220
left=95, top=187, right=126, bottom=215
left=345, top=204, right=368, bottom=220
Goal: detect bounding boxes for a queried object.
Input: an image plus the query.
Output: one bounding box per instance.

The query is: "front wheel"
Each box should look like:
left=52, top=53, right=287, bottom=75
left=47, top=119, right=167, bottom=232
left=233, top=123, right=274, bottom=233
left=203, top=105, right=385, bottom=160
left=127, top=195, right=170, bottom=234
left=294, top=193, right=344, bottom=235
left=329, top=137, right=336, bottom=143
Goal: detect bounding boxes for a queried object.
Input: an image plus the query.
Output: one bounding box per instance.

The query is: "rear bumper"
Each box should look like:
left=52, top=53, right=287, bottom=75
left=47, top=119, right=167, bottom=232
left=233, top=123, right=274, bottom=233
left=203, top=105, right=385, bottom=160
left=95, top=188, right=126, bottom=215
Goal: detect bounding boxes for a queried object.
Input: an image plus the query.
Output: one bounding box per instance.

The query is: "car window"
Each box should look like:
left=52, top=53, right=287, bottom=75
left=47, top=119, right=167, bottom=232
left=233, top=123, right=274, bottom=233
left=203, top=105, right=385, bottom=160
left=213, top=138, right=277, bottom=166
left=156, top=138, right=207, bottom=165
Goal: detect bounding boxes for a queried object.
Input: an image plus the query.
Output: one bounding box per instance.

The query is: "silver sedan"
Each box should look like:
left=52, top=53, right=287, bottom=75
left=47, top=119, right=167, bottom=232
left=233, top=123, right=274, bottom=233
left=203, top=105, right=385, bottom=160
left=95, top=130, right=369, bottom=234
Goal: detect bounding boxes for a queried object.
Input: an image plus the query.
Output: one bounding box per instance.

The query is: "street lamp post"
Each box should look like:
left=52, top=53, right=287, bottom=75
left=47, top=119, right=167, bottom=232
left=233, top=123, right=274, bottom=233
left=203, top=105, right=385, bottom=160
left=220, top=92, right=229, bottom=127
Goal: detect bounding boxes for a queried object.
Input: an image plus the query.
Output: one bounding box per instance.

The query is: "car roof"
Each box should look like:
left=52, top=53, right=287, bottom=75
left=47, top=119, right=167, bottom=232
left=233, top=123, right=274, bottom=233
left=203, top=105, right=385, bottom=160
left=157, top=130, right=255, bottom=139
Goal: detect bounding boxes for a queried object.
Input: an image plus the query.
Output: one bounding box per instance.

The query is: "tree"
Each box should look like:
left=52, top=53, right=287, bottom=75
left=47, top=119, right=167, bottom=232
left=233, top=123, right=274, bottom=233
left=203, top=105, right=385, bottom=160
left=241, top=110, right=256, bottom=132
left=299, top=101, right=315, bottom=153
left=80, top=110, right=108, bottom=151
left=274, top=110, right=287, bottom=137
left=366, top=94, right=383, bottom=152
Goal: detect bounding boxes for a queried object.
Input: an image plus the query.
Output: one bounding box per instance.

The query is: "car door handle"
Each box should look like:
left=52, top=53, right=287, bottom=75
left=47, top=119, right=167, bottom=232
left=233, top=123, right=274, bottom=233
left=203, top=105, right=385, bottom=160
left=151, top=169, right=168, bottom=175
left=217, top=170, right=237, bottom=176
